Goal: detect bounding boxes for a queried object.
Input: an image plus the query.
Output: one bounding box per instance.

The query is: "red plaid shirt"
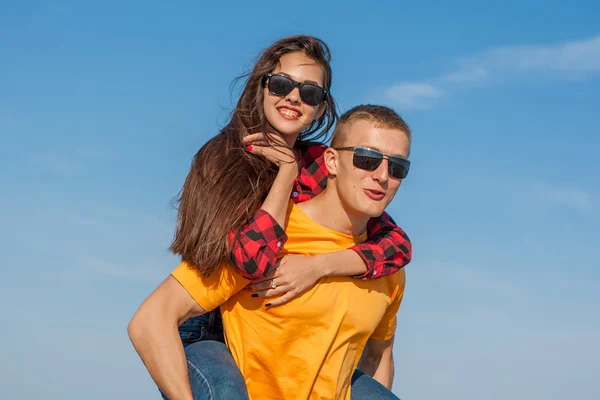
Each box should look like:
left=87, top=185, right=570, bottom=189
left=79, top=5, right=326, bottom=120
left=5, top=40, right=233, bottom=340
left=229, top=141, right=412, bottom=280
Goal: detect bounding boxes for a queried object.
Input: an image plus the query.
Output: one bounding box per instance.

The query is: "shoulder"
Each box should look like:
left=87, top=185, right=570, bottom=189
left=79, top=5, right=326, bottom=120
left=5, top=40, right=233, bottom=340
left=384, top=268, right=406, bottom=298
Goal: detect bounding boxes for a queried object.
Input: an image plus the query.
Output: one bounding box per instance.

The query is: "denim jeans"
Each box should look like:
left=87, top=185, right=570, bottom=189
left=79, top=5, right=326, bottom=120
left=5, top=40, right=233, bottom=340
left=161, top=313, right=249, bottom=400
left=351, top=370, right=401, bottom=400
left=162, top=313, right=400, bottom=399
left=178, top=314, right=224, bottom=344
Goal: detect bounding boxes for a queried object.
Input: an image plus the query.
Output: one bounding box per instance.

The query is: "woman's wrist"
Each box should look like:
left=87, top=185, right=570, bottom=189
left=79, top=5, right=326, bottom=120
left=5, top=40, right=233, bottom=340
left=278, top=161, right=299, bottom=178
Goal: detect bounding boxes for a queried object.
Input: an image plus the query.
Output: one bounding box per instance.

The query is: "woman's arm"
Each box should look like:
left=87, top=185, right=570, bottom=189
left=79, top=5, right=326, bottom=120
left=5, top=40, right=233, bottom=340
left=128, top=276, right=207, bottom=400
left=350, top=212, right=412, bottom=279
left=228, top=134, right=299, bottom=280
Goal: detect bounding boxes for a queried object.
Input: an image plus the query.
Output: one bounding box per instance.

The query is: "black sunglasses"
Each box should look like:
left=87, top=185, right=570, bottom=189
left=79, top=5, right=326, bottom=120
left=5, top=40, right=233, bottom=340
left=263, top=73, right=327, bottom=107
left=334, top=146, right=411, bottom=179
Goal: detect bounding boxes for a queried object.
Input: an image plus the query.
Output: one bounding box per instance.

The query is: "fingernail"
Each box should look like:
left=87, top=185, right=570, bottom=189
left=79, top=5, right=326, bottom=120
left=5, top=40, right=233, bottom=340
left=251, top=293, right=258, bottom=298
left=265, top=303, right=272, bottom=307
left=246, top=145, right=253, bottom=151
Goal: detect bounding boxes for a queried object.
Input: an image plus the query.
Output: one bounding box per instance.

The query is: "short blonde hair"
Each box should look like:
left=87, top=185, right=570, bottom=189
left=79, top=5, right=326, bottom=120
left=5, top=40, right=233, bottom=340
left=331, top=105, right=411, bottom=156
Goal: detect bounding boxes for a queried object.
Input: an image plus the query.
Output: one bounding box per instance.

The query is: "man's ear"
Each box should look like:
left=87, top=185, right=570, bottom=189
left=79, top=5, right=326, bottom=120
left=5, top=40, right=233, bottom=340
left=323, top=147, right=338, bottom=176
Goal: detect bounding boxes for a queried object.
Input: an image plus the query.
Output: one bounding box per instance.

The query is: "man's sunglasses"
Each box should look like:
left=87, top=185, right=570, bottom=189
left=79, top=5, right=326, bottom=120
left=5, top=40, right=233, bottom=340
left=263, top=73, right=327, bottom=107
left=334, top=146, right=411, bottom=179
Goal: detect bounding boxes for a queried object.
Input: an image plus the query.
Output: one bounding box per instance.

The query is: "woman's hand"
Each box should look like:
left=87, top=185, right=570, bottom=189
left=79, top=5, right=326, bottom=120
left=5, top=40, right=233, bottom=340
left=246, top=254, right=324, bottom=307
left=243, top=133, right=297, bottom=168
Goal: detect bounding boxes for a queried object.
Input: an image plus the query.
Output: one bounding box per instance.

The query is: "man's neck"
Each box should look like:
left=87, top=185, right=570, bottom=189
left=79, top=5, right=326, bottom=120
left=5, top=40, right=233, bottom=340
left=298, top=187, right=369, bottom=237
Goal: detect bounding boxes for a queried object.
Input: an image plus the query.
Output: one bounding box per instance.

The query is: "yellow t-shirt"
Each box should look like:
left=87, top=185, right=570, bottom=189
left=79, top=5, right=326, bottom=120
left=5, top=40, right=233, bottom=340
left=172, top=201, right=405, bottom=400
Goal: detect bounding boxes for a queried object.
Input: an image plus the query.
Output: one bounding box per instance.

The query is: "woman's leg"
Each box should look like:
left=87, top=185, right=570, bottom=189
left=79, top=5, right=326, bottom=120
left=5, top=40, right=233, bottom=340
left=184, top=340, right=249, bottom=400
left=161, top=341, right=248, bottom=400
left=179, top=313, right=224, bottom=345
left=350, top=369, right=400, bottom=400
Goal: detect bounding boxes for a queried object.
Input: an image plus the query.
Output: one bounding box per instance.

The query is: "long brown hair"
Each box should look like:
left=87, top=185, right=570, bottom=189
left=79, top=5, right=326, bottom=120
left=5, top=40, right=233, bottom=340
left=170, top=35, right=337, bottom=275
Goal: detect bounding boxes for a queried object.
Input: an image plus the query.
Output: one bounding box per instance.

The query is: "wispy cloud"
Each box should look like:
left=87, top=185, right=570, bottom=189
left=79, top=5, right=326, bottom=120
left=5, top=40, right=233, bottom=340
left=442, top=66, right=489, bottom=83
left=415, top=261, right=519, bottom=298
left=80, top=258, right=167, bottom=282
left=540, top=186, right=593, bottom=212
left=384, top=82, right=444, bottom=110
left=444, top=34, right=600, bottom=83
left=384, top=34, right=600, bottom=109
left=22, top=150, right=80, bottom=174
left=21, top=146, right=119, bottom=175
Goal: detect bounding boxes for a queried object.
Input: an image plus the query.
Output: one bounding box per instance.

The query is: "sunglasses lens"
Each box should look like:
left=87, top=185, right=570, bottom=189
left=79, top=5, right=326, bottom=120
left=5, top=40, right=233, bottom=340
left=389, top=159, right=410, bottom=179
left=268, top=75, right=294, bottom=96
left=353, top=148, right=383, bottom=171
left=353, top=147, right=410, bottom=179
left=300, top=85, right=325, bottom=106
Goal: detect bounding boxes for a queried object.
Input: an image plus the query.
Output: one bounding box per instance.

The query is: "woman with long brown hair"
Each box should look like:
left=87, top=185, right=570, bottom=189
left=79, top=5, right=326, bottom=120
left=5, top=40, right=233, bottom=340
left=129, top=35, right=411, bottom=399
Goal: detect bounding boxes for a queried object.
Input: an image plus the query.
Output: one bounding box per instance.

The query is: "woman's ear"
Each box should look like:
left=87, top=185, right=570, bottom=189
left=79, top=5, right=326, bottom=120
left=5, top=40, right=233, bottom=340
left=323, top=147, right=338, bottom=176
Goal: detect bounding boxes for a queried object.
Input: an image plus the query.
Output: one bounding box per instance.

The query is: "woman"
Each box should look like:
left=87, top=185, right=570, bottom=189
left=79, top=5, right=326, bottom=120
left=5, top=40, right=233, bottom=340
left=129, top=35, right=411, bottom=399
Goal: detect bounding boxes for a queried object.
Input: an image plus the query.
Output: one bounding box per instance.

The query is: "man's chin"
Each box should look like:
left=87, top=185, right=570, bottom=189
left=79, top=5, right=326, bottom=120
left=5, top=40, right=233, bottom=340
left=358, top=206, right=385, bottom=219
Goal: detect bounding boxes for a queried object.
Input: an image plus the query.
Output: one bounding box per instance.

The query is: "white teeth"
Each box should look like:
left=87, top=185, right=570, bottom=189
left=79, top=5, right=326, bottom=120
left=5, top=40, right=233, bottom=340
left=279, top=108, right=299, bottom=117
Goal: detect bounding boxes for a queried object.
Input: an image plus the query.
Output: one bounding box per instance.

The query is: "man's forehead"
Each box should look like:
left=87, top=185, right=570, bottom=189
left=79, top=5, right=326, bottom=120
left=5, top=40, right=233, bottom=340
left=341, top=119, right=410, bottom=157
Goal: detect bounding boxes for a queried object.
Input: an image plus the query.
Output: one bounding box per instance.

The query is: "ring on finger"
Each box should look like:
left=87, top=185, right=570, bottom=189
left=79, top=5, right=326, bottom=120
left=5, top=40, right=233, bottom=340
left=271, top=280, right=277, bottom=290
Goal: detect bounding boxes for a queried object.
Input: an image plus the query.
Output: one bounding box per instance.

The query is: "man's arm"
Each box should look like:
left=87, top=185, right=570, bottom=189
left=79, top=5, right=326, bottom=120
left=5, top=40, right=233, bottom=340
left=358, top=336, right=396, bottom=389
left=127, top=275, right=206, bottom=400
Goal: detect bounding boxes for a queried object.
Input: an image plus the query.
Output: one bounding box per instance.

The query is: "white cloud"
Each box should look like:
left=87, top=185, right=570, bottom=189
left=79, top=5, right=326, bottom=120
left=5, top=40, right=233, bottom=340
left=442, top=65, right=489, bottom=83
left=81, top=258, right=167, bottom=282
left=19, top=145, right=119, bottom=176
left=445, top=34, right=600, bottom=83
left=531, top=183, right=594, bottom=213
left=546, top=187, right=593, bottom=212
left=385, top=34, right=600, bottom=109
left=384, top=82, right=444, bottom=110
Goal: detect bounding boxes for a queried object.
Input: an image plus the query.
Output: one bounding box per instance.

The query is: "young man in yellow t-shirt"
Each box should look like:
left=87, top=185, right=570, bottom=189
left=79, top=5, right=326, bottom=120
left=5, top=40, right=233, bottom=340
left=130, top=105, right=412, bottom=400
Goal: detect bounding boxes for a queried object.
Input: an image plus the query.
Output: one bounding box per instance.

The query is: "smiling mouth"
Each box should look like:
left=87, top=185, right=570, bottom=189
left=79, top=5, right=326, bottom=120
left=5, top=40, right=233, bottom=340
left=277, top=107, right=301, bottom=119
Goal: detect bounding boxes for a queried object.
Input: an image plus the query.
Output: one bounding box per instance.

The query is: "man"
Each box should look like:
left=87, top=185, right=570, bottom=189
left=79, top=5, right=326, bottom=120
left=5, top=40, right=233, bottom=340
left=129, top=105, right=412, bottom=399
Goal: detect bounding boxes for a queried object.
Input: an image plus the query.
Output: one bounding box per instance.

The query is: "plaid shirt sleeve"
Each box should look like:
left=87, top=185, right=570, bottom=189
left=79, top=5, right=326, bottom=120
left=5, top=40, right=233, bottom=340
left=350, top=212, right=412, bottom=279
left=227, top=142, right=327, bottom=280
left=228, top=209, right=288, bottom=280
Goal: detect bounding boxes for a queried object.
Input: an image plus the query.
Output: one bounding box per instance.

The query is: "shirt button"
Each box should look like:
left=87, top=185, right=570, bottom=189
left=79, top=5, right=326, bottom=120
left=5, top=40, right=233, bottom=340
left=277, top=241, right=282, bottom=248
left=292, top=192, right=299, bottom=197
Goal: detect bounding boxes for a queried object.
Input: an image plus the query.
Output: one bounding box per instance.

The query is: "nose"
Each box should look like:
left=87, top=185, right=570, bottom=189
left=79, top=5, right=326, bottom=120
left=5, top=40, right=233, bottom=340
left=371, top=158, right=389, bottom=184
left=285, top=86, right=301, bottom=104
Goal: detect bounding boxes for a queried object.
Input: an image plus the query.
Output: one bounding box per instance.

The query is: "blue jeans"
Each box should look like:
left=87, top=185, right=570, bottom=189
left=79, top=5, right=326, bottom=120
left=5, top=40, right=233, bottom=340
left=351, top=369, right=401, bottom=400
left=178, top=313, right=224, bottom=344
left=163, top=313, right=400, bottom=399
left=161, top=313, right=248, bottom=400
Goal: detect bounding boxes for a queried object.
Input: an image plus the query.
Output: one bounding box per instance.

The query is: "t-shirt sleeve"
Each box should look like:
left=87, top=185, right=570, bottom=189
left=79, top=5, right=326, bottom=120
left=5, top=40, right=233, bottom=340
left=171, top=261, right=250, bottom=312
left=370, top=269, right=406, bottom=340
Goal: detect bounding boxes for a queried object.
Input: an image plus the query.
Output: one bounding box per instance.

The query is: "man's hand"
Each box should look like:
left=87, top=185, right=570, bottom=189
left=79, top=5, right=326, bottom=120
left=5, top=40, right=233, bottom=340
left=246, top=254, right=324, bottom=307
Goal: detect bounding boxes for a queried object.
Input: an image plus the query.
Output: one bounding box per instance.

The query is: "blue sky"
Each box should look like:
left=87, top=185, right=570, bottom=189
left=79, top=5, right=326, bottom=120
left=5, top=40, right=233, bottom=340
left=1, top=1, right=599, bottom=399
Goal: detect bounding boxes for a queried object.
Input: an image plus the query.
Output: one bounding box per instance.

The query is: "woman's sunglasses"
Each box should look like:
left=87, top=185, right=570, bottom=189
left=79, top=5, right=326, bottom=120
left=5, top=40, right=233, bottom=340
left=334, top=146, right=411, bottom=179
left=263, top=73, right=327, bottom=107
